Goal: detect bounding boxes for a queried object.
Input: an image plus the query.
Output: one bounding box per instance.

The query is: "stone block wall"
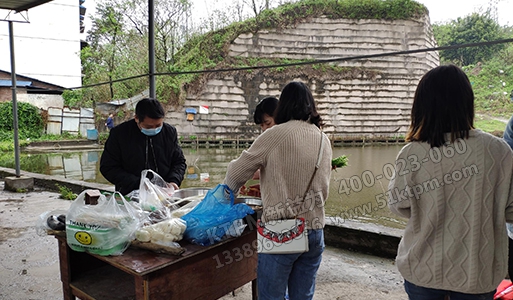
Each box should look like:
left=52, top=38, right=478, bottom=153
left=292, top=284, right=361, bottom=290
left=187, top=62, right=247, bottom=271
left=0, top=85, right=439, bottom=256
left=166, top=15, right=439, bottom=140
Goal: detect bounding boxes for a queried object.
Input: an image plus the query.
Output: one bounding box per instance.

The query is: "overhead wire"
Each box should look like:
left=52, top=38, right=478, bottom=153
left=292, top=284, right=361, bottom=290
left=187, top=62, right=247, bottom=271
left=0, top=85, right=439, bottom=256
left=66, top=37, right=513, bottom=91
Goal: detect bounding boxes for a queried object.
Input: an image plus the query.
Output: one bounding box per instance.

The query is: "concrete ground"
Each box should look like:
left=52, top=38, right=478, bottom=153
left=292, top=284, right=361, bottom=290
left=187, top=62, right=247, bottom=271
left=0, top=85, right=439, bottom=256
left=0, top=181, right=407, bottom=300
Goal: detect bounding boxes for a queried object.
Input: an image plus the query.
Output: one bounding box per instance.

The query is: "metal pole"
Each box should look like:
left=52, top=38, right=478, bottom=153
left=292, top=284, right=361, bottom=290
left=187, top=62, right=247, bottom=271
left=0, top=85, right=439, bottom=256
left=148, top=0, right=156, bottom=98
left=8, top=21, right=20, bottom=177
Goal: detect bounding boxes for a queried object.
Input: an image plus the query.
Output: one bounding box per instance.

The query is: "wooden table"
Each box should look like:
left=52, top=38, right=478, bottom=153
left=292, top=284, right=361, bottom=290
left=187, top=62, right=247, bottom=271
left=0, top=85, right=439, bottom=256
left=55, top=229, right=258, bottom=300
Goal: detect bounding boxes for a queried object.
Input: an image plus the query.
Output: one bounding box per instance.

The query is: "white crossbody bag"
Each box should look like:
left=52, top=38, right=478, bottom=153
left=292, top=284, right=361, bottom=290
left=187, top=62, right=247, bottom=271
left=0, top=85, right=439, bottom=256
left=257, top=131, right=325, bottom=254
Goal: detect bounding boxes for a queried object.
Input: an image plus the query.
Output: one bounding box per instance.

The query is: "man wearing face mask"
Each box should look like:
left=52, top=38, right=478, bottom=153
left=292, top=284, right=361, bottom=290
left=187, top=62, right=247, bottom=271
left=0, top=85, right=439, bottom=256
left=100, top=98, right=186, bottom=195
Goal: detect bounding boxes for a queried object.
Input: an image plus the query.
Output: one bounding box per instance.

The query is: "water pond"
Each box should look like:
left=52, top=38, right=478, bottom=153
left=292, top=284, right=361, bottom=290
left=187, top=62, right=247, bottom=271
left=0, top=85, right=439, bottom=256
left=0, top=145, right=408, bottom=229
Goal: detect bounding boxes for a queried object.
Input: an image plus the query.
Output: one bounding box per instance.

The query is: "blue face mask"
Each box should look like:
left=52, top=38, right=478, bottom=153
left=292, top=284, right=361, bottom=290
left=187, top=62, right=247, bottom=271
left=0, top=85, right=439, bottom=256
left=141, top=126, right=162, bottom=136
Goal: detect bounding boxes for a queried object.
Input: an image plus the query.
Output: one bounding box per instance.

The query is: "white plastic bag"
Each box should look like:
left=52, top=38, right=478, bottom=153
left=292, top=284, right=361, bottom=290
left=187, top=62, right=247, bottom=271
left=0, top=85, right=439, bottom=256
left=66, top=191, right=141, bottom=256
left=138, top=169, right=175, bottom=211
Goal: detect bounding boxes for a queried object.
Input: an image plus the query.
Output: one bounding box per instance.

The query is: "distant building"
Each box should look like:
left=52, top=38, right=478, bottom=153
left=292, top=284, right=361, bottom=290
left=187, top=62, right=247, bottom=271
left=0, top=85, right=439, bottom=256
left=0, top=0, right=87, bottom=88
left=0, top=69, right=64, bottom=109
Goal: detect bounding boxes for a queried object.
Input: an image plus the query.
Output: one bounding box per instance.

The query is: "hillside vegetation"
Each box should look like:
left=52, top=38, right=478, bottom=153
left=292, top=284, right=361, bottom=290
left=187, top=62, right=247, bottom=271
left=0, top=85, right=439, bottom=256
left=433, top=12, right=513, bottom=122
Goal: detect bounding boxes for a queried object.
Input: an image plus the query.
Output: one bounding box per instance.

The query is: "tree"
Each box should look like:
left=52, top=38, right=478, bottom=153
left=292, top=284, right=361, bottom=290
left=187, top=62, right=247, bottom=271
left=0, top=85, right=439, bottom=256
left=194, top=0, right=300, bottom=33
left=81, top=0, right=192, bottom=104
left=433, top=12, right=506, bottom=66
left=121, top=0, right=193, bottom=66
left=82, top=0, right=144, bottom=103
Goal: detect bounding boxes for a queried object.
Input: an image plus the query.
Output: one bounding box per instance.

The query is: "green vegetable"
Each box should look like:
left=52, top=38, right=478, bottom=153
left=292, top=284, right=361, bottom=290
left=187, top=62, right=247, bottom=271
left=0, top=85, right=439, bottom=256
left=332, top=155, right=348, bottom=169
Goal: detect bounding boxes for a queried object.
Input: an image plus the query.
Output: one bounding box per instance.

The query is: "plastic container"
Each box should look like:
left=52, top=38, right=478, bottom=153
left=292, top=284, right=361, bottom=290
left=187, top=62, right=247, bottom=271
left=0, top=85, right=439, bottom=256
left=86, top=128, right=98, bottom=140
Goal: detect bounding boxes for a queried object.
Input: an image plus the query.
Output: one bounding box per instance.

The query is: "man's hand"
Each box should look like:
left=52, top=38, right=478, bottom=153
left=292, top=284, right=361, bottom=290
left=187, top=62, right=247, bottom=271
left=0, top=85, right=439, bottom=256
left=169, top=182, right=179, bottom=191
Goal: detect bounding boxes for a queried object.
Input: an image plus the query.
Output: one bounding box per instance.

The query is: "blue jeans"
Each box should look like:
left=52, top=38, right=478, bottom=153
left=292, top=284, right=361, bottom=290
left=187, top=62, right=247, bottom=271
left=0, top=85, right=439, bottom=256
left=404, top=280, right=496, bottom=300
left=257, top=229, right=324, bottom=300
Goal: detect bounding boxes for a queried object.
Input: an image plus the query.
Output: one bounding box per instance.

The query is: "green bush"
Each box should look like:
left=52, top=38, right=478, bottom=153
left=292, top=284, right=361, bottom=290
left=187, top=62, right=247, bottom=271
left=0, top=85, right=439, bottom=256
left=0, top=102, right=44, bottom=140
left=37, top=132, right=82, bottom=141
left=62, top=89, right=85, bottom=108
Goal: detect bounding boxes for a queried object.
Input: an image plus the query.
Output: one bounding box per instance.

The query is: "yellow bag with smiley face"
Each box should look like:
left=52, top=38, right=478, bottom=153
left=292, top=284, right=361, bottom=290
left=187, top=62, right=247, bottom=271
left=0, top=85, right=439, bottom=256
left=66, top=190, right=141, bottom=256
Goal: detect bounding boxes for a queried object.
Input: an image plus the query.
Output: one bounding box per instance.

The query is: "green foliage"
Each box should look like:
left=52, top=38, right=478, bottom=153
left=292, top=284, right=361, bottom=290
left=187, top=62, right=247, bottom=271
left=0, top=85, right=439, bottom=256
left=82, top=1, right=149, bottom=102
left=82, top=0, right=192, bottom=104
left=432, top=11, right=513, bottom=117
left=36, top=132, right=82, bottom=141
left=433, top=12, right=506, bottom=66
left=62, top=89, right=87, bottom=108
left=0, top=102, right=44, bottom=140
left=463, top=42, right=513, bottom=117
left=332, top=155, right=349, bottom=168
left=0, top=141, right=13, bottom=151
left=56, top=184, right=77, bottom=200
left=0, top=140, right=30, bottom=152
left=474, top=117, right=507, bottom=133
left=98, top=132, right=109, bottom=144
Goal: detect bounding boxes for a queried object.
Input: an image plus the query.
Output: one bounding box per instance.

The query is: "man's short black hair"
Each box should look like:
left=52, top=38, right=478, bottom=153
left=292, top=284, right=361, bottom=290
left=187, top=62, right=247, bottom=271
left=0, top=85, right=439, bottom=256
left=135, top=98, right=165, bottom=122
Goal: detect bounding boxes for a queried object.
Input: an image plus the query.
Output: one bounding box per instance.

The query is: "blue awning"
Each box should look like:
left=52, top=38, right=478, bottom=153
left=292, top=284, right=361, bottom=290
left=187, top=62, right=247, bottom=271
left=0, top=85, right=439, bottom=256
left=0, top=80, right=32, bottom=87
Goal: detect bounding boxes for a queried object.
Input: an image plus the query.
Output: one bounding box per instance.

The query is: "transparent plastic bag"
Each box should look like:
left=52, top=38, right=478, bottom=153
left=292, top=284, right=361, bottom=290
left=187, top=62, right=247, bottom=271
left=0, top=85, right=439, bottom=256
left=139, top=169, right=175, bottom=211
left=65, top=190, right=141, bottom=256
left=181, top=184, right=254, bottom=246
left=144, top=206, right=173, bottom=225
left=169, top=198, right=202, bottom=219
left=135, top=217, right=187, bottom=244
left=35, top=209, right=67, bottom=236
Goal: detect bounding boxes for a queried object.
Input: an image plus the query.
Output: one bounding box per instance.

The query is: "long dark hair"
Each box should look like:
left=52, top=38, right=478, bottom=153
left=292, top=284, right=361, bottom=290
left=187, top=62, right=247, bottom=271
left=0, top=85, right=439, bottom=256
left=274, top=81, right=323, bottom=128
left=406, top=65, right=474, bottom=147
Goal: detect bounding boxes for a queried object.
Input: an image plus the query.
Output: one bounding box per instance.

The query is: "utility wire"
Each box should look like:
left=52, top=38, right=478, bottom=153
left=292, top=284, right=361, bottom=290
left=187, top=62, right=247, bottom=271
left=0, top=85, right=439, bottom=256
left=67, top=37, right=513, bottom=91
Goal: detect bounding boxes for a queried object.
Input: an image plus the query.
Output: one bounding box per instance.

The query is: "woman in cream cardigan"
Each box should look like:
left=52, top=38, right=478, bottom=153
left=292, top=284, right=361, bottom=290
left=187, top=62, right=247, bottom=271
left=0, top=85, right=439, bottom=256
left=389, top=65, right=513, bottom=299
left=224, top=81, right=332, bottom=300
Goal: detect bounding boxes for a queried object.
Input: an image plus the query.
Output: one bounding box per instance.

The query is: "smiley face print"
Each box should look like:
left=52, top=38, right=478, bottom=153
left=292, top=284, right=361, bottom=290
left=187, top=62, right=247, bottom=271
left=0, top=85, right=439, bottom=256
left=75, top=231, right=93, bottom=245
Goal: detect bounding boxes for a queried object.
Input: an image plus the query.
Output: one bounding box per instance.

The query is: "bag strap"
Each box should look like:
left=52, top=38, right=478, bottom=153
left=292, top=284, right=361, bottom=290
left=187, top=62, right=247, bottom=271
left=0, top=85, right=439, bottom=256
left=260, top=130, right=325, bottom=221
left=300, top=130, right=325, bottom=205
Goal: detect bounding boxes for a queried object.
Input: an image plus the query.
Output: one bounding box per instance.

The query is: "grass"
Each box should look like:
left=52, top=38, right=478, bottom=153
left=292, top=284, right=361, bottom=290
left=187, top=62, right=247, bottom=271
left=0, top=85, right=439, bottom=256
left=474, top=116, right=508, bottom=135
left=0, top=140, right=30, bottom=152
left=56, top=184, right=78, bottom=200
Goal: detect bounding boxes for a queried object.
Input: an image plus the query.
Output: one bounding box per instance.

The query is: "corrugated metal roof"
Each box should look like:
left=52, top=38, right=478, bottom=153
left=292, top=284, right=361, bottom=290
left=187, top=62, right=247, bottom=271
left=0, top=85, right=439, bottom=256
left=0, top=0, right=54, bottom=13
